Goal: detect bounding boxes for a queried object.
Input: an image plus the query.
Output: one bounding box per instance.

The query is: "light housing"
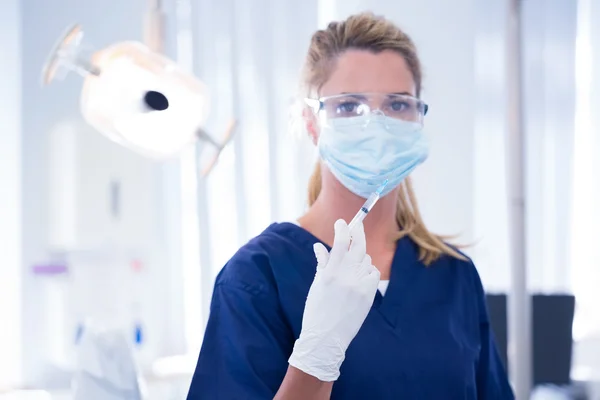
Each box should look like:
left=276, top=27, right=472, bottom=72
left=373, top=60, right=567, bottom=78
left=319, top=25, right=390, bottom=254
left=42, top=24, right=234, bottom=175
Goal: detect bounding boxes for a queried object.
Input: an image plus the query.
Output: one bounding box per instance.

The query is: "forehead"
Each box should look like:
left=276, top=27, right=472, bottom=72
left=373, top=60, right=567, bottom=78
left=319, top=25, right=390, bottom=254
left=319, top=49, right=416, bottom=97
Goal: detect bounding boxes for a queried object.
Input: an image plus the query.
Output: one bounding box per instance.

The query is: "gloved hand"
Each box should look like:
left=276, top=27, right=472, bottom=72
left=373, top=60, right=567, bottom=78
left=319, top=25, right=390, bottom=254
left=288, top=219, right=380, bottom=382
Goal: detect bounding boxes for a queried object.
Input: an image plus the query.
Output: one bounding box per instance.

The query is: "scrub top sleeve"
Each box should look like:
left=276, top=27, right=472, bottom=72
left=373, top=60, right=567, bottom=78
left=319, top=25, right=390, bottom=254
left=472, top=264, right=515, bottom=400
left=187, top=281, right=294, bottom=399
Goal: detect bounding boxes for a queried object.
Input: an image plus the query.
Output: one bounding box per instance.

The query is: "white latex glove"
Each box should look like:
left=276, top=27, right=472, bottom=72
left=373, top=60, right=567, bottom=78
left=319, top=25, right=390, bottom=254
left=288, top=219, right=381, bottom=382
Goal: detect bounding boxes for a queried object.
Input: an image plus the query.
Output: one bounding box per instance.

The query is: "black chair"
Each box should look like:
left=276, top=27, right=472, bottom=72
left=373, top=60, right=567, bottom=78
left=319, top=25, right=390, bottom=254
left=485, top=293, right=576, bottom=386
left=486, top=294, right=509, bottom=370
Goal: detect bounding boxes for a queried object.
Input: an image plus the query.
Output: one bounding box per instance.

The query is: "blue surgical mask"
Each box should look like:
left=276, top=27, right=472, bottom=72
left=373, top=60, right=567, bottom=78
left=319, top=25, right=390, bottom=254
left=317, top=115, right=429, bottom=198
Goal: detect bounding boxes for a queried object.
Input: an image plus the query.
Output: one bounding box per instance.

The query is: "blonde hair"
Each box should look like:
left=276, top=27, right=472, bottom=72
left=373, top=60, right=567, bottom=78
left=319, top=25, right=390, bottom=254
left=303, top=12, right=465, bottom=265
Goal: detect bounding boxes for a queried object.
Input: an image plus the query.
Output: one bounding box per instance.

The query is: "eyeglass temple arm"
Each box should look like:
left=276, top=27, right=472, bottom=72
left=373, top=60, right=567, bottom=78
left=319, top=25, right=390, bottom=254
left=304, top=98, right=322, bottom=114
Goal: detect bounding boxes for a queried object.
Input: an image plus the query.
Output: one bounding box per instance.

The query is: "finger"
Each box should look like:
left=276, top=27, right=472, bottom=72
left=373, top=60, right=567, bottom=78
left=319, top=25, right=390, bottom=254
left=362, top=268, right=381, bottom=297
left=346, top=221, right=366, bottom=264
left=313, top=242, right=330, bottom=271
left=368, top=264, right=380, bottom=277
left=362, top=254, right=372, bottom=265
left=360, top=266, right=381, bottom=303
left=365, top=265, right=381, bottom=287
left=354, top=254, right=372, bottom=279
left=328, top=219, right=350, bottom=268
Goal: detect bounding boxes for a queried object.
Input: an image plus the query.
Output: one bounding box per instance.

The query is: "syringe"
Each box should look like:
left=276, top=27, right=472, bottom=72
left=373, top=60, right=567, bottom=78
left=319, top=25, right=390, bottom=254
left=348, top=179, right=389, bottom=233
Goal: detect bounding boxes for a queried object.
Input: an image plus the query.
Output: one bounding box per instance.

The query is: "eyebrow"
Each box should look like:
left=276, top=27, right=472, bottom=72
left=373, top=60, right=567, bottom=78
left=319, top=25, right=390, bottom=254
left=391, top=91, right=414, bottom=96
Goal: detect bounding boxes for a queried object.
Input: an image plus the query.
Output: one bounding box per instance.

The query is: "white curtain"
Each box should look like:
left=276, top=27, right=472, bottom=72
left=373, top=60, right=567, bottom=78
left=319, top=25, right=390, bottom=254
left=570, top=0, right=600, bottom=379
left=174, top=0, right=319, bottom=354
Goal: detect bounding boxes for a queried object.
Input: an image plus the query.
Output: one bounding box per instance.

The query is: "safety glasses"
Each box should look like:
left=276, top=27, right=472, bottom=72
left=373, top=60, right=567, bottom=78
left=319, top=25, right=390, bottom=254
left=305, top=92, right=428, bottom=126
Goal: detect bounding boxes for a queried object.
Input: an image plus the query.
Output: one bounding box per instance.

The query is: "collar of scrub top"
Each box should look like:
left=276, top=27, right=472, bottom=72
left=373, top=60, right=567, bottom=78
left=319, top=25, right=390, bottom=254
left=282, top=222, right=421, bottom=329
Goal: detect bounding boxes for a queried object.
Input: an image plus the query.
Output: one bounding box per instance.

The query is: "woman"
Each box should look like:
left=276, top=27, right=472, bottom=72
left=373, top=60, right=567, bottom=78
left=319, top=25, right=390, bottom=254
left=187, top=12, right=513, bottom=400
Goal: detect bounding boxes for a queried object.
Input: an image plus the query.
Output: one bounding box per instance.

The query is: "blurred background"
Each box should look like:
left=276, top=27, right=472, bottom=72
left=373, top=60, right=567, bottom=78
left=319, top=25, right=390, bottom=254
left=1, top=0, right=600, bottom=398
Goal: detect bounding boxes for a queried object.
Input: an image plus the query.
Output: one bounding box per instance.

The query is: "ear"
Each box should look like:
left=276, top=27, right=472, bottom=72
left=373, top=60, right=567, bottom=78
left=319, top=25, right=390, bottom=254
left=302, top=107, right=319, bottom=146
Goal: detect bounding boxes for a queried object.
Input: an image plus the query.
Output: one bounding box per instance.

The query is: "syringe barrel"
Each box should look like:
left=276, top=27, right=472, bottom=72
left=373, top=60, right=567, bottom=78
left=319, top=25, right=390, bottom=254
left=362, top=192, right=381, bottom=213
left=348, top=211, right=366, bottom=232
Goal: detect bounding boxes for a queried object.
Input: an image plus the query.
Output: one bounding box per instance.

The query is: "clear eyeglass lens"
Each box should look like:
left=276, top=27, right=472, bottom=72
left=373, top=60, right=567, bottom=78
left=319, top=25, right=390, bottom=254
left=320, top=93, right=426, bottom=123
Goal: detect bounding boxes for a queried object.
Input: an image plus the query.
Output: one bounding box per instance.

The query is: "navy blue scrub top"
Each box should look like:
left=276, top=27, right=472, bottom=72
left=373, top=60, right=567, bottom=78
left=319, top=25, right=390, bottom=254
left=187, top=223, right=514, bottom=399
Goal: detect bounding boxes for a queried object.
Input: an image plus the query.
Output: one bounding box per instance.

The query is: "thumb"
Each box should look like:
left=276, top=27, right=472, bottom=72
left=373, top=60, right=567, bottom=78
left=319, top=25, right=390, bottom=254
left=313, top=243, right=330, bottom=271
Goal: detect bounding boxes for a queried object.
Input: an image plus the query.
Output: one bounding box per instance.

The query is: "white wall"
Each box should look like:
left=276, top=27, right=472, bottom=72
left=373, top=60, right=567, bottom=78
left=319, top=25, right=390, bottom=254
left=0, top=0, right=23, bottom=390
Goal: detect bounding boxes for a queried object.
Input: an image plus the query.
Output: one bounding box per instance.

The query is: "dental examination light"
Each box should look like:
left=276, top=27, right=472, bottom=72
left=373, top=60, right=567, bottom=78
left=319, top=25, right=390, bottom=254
left=41, top=23, right=236, bottom=176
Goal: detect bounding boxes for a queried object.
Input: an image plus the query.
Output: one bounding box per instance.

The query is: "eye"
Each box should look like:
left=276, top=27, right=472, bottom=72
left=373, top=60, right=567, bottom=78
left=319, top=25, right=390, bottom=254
left=390, top=100, right=410, bottom=112
left=335, top=101, right=360, bottom=115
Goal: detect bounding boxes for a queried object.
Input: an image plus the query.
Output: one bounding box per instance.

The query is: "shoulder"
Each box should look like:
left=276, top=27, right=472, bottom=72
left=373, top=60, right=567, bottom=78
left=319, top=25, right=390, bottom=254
left=430, top=243, right=487, bottom=294
left=215, top=222, right=316, bottom=294
left=436, top=245, right=491, bottom=319
left=449, top=247, right=485, bottom=291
